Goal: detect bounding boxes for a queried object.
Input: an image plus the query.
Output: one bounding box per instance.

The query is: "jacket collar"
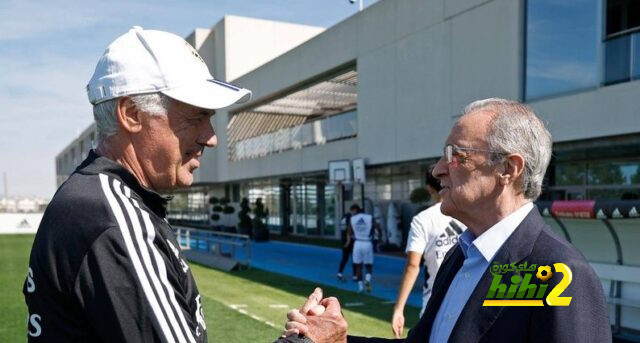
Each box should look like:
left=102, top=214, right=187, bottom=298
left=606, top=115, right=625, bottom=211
left=408, top=208, right=547, bottom=343
left=467, top=202, right=534, bottom=261
left=75, top=150, right=172, bottom=217
left=447, top=207, right=545, bottom=342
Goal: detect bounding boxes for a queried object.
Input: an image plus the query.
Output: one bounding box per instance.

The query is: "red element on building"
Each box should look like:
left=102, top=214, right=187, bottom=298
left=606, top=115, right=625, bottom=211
left=550, top=200, right=596, bottom=219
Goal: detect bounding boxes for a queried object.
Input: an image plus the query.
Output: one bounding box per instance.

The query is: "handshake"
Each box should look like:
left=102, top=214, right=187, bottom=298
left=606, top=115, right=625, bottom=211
left=279, top=288, right=348, bottom=343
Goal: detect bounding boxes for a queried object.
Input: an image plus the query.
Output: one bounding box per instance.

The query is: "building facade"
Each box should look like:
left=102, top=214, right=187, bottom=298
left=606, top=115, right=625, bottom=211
left=57, top=0, right=640, bottom=239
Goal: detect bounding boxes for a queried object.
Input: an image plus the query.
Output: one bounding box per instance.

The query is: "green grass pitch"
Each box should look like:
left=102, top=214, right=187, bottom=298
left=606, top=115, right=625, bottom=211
left=1, top=235, right=419, bottom=341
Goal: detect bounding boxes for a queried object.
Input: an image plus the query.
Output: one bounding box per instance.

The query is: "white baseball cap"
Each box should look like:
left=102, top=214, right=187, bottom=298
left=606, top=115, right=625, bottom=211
left=87, top=26, right=251, bottom=110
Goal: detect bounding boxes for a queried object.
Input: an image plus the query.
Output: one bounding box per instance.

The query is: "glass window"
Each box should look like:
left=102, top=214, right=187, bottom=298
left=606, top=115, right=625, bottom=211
left=304, top=184, right=318, bottom=235
left=324, top=185, right=336, bottom=237
left=606, top=0, right=640, bottom=36
left=587, top=160, right=640, bottom=185
left=243, top=179, right=281, bottom=232
left=551, top=160, right=640, bottom=200
left=264, top=184, right=280, bottom=230
left=603, top=0, right=640, bottom=84
left=588, top=188, right=640, bottom=200
left=375, top=183, right=392, bottom=201
left=289, top=183, right=319, bottom=235
left=555, top=163, right=587, bottom=185
left=632, top=32, right=640, bottom=79
left=232, top=184, right=241, bottom=202
left=525, top=0, right=601, bottom=100
left=604, top=34, right=631, bottom=84
left=229, top=111, right=357, bottom=161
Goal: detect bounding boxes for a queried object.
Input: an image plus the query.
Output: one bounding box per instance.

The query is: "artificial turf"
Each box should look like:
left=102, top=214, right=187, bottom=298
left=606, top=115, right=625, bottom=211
left=0, top=234, right=418, bottom=342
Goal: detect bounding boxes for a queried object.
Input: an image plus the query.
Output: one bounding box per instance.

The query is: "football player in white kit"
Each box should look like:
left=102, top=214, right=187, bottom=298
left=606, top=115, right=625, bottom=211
left=391, top=167, right=466, bottom=338
left=345, top=204, right=381, bottom=293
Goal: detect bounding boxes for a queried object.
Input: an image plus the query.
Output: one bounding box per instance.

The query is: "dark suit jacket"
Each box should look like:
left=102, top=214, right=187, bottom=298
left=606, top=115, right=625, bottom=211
left=347, top=209, right=611, bottom=343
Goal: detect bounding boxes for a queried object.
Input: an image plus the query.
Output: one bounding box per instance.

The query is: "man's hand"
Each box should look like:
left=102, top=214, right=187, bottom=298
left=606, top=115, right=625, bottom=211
left=391, top=308, right=405, bottom=338
left=283, top=289, right=348, bottom=343
left=301, top=287, right=326, bottom=316
left=283, top=287, right=326, bottom=337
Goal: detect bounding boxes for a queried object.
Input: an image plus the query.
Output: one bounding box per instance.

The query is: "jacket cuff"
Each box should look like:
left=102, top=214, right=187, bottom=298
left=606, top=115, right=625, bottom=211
left=274, top=335, right=315, bottom=343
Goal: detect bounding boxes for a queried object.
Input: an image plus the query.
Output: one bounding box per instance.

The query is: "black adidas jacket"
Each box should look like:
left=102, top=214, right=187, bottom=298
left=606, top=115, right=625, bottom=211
left=24, top=151, right=207, bottom=342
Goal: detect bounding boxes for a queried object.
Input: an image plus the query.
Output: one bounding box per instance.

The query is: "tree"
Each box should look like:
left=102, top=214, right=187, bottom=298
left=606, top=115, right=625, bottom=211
left=409, top=187, right=431, bottom=214
left=252, top=197, right=269, bottom=241
left=237, top=198, right=252, bottom=236
left=209, top=196, right=222, bottom=230
left=409, top=187, right=430, bottom=204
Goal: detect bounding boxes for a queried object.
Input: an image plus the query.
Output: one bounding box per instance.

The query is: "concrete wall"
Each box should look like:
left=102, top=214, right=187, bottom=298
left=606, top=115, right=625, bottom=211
left=55, top=123, right=96, bottom=186
left=223, top=16, right=325, bottom=82
left=187, top=16, right=324, bottom=82
left=200, top=0, right=526, bottom=183
left=529, top=81, right=640, bottom=143
left=193, top=16, right=325, bottom=184
left=56, top=0, right=640, bottom=187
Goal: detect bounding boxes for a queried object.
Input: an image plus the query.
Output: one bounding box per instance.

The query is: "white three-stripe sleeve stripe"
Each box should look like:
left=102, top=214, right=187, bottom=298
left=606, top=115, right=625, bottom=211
left=110, top=178, right=191, bottom=343
left=98, top=174, right=176, bottom=343
left=125, top=190, right=196, bottom=343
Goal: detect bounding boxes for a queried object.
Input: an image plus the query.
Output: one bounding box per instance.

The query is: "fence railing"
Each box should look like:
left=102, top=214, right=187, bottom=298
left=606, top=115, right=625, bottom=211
left=174, top=227, right=252, bottom=269
left=536, top=200, right=640, bottom=336
left=167, top=212, right=209, bottom=224
left=604, top=30, right=640, bottom=85
left=229, top=110, right=357, bottom=161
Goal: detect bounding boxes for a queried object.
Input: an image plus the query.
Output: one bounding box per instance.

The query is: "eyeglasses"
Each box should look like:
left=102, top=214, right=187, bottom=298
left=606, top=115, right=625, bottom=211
left=443, top=144, right=505, bottom=164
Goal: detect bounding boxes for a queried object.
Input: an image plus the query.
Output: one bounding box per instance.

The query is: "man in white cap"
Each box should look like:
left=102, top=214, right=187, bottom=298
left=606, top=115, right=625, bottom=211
left=23, top=27, right=251, bottom=342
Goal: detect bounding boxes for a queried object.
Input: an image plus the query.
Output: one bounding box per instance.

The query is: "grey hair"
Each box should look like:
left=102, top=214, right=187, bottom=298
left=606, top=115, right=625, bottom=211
left=93, top=93, right=171, bottom=144
left=463, top=98, right=552, bottom=200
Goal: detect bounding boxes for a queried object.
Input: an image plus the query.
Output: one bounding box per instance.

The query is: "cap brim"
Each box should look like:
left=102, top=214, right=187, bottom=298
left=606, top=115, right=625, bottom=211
left=161, top=79, right=251, bottom=110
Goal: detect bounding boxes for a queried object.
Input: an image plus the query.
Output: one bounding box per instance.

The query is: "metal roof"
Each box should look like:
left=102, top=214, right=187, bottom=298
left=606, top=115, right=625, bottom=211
left=228, top=69, right=357, bottom=144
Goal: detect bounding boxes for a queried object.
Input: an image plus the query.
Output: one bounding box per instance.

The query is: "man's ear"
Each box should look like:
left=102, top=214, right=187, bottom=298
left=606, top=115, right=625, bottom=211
left=499, top=153, right=525, bottom=186
left=116, top=97, right=143, bottom=134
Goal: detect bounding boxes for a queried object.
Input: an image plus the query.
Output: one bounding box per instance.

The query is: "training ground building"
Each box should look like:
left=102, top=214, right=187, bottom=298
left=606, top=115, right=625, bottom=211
left=58, top=0, right=640, bottom=239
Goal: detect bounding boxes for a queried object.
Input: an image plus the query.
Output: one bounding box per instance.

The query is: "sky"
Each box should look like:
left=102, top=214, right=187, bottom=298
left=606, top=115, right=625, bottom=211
left=0, top=0, right=365, bottom=199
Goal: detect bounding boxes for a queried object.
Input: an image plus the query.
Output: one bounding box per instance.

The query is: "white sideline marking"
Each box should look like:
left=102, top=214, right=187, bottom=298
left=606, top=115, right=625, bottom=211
left=344, top=302, right=365, bottom=307
left=226, top=304, right=281, bottom=329
left=269, top=304, right=289, bottom=308
left=0, top=228, right=37, bottom=234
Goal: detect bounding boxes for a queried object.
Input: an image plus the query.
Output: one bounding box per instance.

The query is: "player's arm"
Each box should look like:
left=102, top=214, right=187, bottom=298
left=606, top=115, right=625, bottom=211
left=74, top=227, right=205, bottom=342
left=391, top=215, right=428, bottom=338
left=345, top=225, right=353, bottom=248
left=391, top=251, right=422, bottom=338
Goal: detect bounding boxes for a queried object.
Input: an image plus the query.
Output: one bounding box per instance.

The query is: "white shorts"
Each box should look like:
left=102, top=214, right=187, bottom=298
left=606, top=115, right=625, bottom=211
left=352, top=240, right=374, bottom=264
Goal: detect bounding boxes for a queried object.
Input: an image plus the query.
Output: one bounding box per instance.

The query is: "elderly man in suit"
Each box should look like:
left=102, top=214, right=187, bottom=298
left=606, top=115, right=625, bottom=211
left=277, top=98, right=611, bottom=343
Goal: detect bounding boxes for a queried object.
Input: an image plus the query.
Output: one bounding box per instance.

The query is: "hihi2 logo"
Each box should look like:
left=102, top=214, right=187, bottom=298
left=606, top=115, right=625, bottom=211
left=482, top=262, right=573, bottom=307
